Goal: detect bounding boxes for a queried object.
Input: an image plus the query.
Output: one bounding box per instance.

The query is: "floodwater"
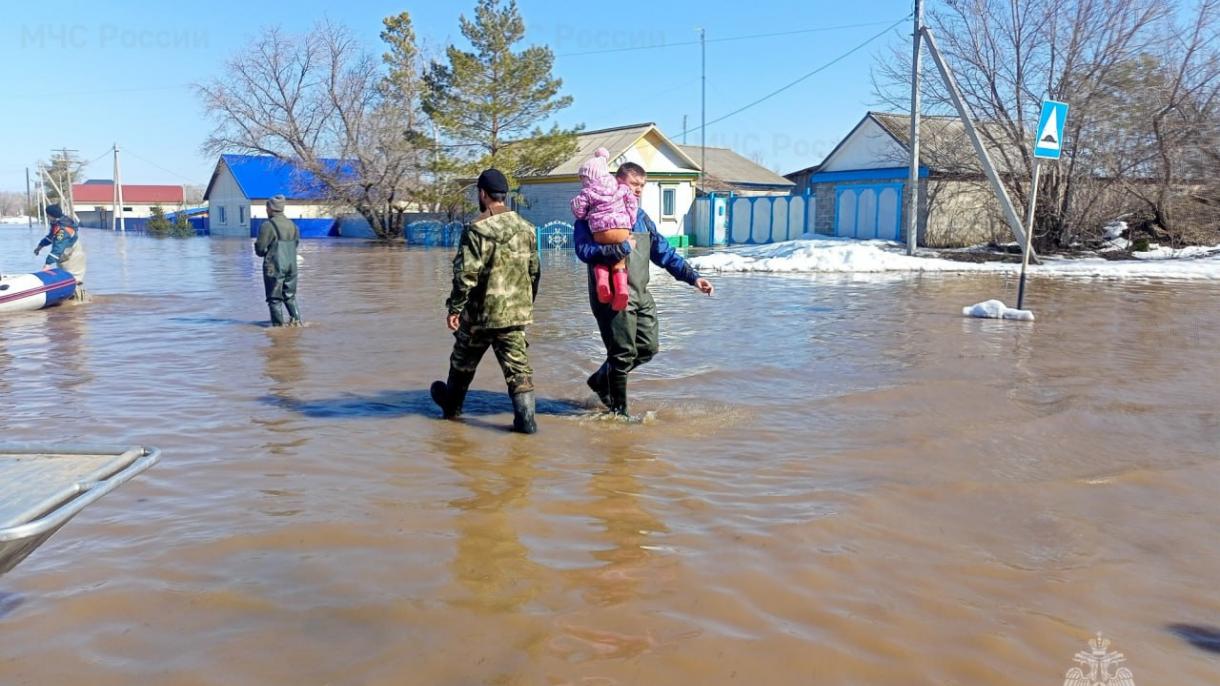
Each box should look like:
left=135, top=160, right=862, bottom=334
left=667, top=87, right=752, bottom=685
left=2, top=226, right=1219, bottom=685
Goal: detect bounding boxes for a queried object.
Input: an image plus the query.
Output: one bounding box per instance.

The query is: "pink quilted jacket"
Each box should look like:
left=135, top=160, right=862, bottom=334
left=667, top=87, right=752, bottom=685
left=570, top=175, right=638, bottom=232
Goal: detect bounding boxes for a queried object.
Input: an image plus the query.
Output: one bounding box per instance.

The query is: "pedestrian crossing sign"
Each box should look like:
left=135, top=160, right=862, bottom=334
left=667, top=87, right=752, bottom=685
left=1033, top=100, right=1069, bottom=159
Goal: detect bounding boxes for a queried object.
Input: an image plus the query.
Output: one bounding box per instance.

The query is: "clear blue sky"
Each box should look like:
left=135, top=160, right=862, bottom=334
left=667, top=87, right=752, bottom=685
left=0, top=0, right=915, bottom=193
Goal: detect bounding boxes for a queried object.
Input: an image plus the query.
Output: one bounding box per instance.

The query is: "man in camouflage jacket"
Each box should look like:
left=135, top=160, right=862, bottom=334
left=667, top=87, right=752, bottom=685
left=432, top=168, right=542, bottom=433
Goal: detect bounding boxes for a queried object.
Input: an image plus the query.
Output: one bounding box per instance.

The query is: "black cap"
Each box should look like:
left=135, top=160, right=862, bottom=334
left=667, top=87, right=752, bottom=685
left=46, top=203, right=64, bottom=219
left=477, top=168, right=509, bottom=194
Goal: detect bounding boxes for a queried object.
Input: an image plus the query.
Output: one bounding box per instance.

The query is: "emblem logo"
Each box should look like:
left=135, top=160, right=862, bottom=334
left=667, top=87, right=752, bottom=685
left=1063, top=633, right=1135, bottom=686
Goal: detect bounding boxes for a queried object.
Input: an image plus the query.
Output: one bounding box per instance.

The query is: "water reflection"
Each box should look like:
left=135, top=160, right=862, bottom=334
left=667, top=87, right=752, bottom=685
left=43, top=306, right=93, bottom=391
left=257, top=327, right=309, bottom=455
left=572, top=443, right=670, bottom=607
left=441, top=434, right=544, bottom=613
left=263, top=327, right=305, bottom=396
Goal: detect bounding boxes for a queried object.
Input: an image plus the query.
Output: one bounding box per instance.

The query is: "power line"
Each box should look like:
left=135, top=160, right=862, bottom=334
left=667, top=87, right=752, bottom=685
left=555, top=18, right=907, bottom=58
left=121, top=147, right=198, bottom=184
left=675, top=15, right=911, bottom=138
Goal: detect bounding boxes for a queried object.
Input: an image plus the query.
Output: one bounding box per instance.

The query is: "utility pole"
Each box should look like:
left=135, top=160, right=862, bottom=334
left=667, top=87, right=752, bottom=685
left=113, top=143, right=126, bottom=232
left=699, top=27, right=706, bottom=195
left=36, top=166, right=46, bottom=227
left=905, top=0, right=923, bottom=256
left=682, top=114, right=688, bottom=144
left=922, top=29, right=1034, bottom=258
left=25, top=167, right=32, bottom=228
left=53, top=147, right=79, bottom=218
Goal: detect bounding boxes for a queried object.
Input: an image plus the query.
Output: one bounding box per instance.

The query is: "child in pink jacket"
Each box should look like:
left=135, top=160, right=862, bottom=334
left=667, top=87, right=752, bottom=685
left=570, top=147, right=638, bottom=311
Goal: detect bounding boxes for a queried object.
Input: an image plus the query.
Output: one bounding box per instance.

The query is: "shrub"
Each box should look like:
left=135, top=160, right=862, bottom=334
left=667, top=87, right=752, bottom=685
left=147, top=205, right=172, bottom=236
left=171, top=213, right=195, bottom=238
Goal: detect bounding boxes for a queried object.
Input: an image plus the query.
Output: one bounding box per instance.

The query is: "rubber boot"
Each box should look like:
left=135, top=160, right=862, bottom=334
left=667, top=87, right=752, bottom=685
left=430, top=370, right=474, bottom=419
left=593, top=264, right=612, bottom=304
left=268, top=301, right=286, bottom=327
left=285, top=299, right=302, bottom=326
left=610, top=268, right=629, bottom=311
left=511, top=391, right=537, bottom=434
left=586, top=363, right=611, bottom=408
left=607, top=367, right=629, bottom=417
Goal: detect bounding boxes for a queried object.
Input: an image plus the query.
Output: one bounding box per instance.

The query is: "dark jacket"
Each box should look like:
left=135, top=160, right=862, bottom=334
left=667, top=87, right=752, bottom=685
left=254, top=215, right=300, bottom=258
left=573, top=209, right=699, bottom=285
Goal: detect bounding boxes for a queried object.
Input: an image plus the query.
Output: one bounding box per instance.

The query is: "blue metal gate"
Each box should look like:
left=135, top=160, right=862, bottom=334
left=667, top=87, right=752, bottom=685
left=834, top=183, right=903, bottom=240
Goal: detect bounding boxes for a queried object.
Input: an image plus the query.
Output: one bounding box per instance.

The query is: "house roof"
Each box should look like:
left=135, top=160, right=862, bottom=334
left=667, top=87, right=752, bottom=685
left=204, top=154, right=354, bottom=201
left=72, top=183, right=184, bottom=204
left=678, top=145, right=793, bottom=191
left=819, top=111, right=1023, bottom=175
left=784, top=164, right=821, bottom=179
left=535, top=123, right=701, bottom=177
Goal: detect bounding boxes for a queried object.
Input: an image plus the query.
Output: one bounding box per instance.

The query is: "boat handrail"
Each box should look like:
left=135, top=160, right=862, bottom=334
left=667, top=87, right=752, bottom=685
left=0, top=446, right=160, bottom=542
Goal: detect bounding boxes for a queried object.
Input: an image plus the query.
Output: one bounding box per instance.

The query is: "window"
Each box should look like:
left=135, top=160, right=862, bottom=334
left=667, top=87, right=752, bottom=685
left=218, top=206, right=227, bottom=224
left=661, top=186, right=677, bottom=218
left=239, top=206, right=246, bottom=224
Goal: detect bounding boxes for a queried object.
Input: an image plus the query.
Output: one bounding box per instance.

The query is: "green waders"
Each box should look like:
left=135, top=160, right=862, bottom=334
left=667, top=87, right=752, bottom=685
left=432, top=325, right=536, bottom=432
left=586, top=230, right=658, bottom=415
left=263, top=219, right=300, bottom=326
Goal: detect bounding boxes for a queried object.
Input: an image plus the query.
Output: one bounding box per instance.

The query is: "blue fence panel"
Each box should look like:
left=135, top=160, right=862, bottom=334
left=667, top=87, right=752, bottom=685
left=405, top=220, right=464, bottom=247
left=701, top=191, right=814, bottom=247
left=403, top=219, right=574, bottom=251
left=251, top=217, right=336, bottom=239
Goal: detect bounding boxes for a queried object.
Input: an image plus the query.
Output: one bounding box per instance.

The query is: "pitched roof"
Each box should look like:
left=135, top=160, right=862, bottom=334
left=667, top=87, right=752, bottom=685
left=204, top=154, right=355, bottom=201
left=537, top=123, right=701, bottom=177
left=678, top=145, right=793, bottom=191
left=857, top=112, right=1023, bottom=174
left=72, top=183, right=184, bottom=204
left=784, top=164, right=821, bottom=179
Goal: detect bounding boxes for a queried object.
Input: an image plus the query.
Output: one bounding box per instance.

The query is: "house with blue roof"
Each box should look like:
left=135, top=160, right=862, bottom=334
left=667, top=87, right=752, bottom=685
left=203, top=154, right=367, bottom=238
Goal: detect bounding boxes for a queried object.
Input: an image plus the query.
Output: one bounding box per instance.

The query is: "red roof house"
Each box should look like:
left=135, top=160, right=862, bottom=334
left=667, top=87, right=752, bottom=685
left=73, top=183, right=185, bottom=205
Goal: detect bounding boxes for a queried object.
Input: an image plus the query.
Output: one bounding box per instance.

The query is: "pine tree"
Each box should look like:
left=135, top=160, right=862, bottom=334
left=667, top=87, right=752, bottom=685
left=147, top=205, right=171, bottom=236
left=423, top=0, right=578, bottom=185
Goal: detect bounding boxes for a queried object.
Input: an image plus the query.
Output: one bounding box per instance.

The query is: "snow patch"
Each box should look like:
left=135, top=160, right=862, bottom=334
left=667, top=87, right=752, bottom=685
left=962, top=299, right=1034, bottom=321
left=689, top=237, right=1220, bottom=280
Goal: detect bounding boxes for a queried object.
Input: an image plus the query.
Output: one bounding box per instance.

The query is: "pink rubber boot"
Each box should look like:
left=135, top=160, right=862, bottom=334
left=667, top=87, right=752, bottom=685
left=594, top=264, right=612, bottom=303
left=610, top=268, right=630, bottom=311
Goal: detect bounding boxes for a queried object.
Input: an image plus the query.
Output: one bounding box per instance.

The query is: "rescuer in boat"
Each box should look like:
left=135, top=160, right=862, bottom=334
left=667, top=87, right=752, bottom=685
left=34, top=203, right=87, bottom=299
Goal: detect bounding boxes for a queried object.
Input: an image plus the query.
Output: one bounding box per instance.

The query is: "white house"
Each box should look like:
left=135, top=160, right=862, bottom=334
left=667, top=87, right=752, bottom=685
left=514, top=123, right=701, bottom=241
left=203, top=154, right=352, bottom=237
left=795, top=112, right=1016, bottom=247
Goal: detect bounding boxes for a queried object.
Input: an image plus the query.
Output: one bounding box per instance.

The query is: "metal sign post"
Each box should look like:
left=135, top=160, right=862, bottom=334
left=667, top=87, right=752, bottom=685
left=1017, top=100, right=1069, bottom=310
left=1016, top=159, right=1041, bottom=309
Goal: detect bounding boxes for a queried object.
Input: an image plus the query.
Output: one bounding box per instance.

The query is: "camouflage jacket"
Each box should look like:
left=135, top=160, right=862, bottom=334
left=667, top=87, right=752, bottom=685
left=446, top=210, right=540, bottom=331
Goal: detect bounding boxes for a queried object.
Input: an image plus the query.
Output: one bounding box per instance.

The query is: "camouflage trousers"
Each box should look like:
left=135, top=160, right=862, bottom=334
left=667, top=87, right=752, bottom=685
left=449, top=326, right=534, bottom=394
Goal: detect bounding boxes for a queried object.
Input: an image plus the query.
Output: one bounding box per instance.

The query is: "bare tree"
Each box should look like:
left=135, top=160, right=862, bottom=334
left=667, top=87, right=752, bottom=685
left=873, top=0, right=1169, bottom=248
left=183, top=184, right=207, bottom=205
left=0, top=191, right=27, bottom=217
left=1104, top=0, right=1220, bottom=244
left=196, top=20, right=426, bottom=238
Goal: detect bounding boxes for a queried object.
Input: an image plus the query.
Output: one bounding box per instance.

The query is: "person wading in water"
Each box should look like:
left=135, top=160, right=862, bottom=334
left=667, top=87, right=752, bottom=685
left=254, top=194, right=302, bottom=327
left=431, top=168, right=542, bottom=434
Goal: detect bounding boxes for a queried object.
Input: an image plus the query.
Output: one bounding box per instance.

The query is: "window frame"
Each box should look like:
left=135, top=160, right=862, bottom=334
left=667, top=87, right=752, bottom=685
left=660, top=184, right=678, bottom=219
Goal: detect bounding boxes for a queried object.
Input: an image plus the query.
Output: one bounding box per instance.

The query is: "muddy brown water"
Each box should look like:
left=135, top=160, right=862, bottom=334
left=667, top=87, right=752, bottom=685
left=1, top=227, right=1219, bottom=685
